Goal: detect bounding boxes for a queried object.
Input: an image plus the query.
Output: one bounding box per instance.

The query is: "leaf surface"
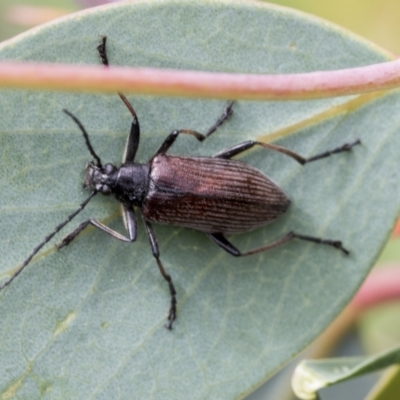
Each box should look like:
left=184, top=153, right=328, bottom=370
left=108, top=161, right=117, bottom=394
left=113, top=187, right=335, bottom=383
left=0, top=1, right=399, bottom=399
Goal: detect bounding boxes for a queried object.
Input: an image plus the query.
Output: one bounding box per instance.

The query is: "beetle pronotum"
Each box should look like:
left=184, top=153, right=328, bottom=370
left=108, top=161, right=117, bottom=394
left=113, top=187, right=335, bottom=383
left=1, top=37, right=360, bottom=329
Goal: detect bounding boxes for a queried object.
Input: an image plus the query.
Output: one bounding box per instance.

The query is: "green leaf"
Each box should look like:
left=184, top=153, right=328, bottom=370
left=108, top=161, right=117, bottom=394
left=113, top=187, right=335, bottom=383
left=0, top=1, right=399, bottom=399
left=366, top=365, right=400, bottom=400
left=292, top=346, right=400, bottom=399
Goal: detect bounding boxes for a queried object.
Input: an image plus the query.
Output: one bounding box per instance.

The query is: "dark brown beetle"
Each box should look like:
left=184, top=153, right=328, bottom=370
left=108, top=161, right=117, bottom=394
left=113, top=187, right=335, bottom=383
left=1, top=37, right=360, bottom=329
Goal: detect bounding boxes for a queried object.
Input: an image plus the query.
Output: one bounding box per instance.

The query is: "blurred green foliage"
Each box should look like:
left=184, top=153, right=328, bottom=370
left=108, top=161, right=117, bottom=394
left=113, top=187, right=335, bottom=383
left=268, top=0, right=400, bottom=54
left=0, top=0, right=77, bottom=41
left=3, top=0, right=400, bottom=54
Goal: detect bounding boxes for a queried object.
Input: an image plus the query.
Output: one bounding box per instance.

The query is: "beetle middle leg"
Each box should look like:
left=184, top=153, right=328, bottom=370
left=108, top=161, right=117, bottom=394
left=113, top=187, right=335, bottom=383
left=207, top=231, right=349, bottom=257
left=57, top=204, right=137, bottom=248
left=142, top=217, right=177, bottom=329
left=214, top=139, right=361, bottom=163
left=154, top=101, right=235, bottom=156
left=56, top=217, right=136, bottom=250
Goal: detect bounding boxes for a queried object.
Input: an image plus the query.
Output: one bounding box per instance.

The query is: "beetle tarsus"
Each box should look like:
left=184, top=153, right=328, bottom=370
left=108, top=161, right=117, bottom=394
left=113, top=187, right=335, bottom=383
left=204, top=100, right=235, bottom=138
left=155, top=258, right=177, bottom=329
left=97, top=35, right=109, bottom=66
left=332, top=241, right=350, bottom=256
left=166, top=296, right=177, bottom=330
left=292, top=233, right=350, bottom=255
left=306, top=139, right=361, bottom=163
left=56, top=237, right=69, bottom=250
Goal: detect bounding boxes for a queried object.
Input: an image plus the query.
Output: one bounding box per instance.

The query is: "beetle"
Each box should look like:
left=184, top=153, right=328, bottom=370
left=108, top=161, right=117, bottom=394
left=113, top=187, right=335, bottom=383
left=1, top=37, right=360, bottom=329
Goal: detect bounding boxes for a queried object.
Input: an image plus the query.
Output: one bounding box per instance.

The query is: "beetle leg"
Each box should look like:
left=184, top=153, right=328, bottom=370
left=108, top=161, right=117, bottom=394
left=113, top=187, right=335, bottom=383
left=153, top=101, right=235, bottom=156
left=97, top=36, right=140, bottom=162
left=208, top=232, right=349, bottom=256
left=122, top=118, right=140, bottom=163
left=305, top=140, right=361, bottom=163
left=214, top=139, right=361, bottom=164
left=56, top=218, right=134, bottom=250
left=206, top=233, right=240, bottom=256
left=142, top=217, right=177, bottom=329
left=97, top=36, right=110, bottom=66
left=203, top=100, right=235, bottom=138
left=122, top=205, right=137, bottom=241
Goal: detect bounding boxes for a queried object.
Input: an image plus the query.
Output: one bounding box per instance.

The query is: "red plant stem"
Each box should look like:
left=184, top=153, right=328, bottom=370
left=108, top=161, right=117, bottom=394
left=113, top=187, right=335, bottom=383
left=0, top=57, right=399, bottom=99
left=352, top=266, right=400, bottom=311
left=393, top=219, right=400, bottom=236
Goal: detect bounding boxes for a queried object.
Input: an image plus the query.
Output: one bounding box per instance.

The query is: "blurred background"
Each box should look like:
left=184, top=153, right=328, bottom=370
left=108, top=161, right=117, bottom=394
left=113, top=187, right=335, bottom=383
left=1, top=1, right=399, bottom=399
left=3, top=0, right=400, bottom=54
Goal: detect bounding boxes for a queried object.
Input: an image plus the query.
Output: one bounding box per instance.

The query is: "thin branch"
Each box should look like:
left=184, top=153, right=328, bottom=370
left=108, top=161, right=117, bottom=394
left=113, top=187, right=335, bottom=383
left=0, top=58, right=399, bottom=99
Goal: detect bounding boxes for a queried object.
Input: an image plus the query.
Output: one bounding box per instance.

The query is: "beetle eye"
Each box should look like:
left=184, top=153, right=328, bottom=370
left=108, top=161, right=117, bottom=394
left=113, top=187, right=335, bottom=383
left=103, top=163, right=116, bottom=175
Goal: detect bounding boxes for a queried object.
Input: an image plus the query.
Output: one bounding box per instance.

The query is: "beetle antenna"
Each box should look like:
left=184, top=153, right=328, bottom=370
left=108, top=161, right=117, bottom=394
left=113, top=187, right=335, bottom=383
left=63, top=109, right=102, bottom=167
left=0, top=190, right=97, bottom=291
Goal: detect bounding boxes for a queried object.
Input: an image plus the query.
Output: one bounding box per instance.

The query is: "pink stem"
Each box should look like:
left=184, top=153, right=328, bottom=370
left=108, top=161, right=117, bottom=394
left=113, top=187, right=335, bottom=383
left=352, top=266, right=400, bottom=311
left=0, top=58, right=399, bottom=99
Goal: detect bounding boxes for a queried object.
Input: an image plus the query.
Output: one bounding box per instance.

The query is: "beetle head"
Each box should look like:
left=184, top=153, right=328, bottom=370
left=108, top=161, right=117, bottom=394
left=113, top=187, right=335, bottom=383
left=84, top=161, right=118, bottom=196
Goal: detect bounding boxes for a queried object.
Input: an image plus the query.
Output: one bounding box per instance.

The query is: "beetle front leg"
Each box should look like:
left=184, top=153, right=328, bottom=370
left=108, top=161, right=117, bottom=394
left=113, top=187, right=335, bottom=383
left=154, top=101, right=235, bottom=156
left=142, top=217, right=177, bottom=329
left=56, top=218, right=134, bottom=250
left=203, top=100, right=235, bottom=138
left=122, top=119, right=140, bottom=163
left=97, top=36, right=140, bottom=162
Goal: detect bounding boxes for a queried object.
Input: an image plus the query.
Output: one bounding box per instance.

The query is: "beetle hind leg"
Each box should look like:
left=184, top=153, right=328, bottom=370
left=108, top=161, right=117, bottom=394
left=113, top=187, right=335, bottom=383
left=207, top=232, right=349, bottom=256
left=305, top=139, right=361, bottom=163
left=155, top=258, right=177, bottom=330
